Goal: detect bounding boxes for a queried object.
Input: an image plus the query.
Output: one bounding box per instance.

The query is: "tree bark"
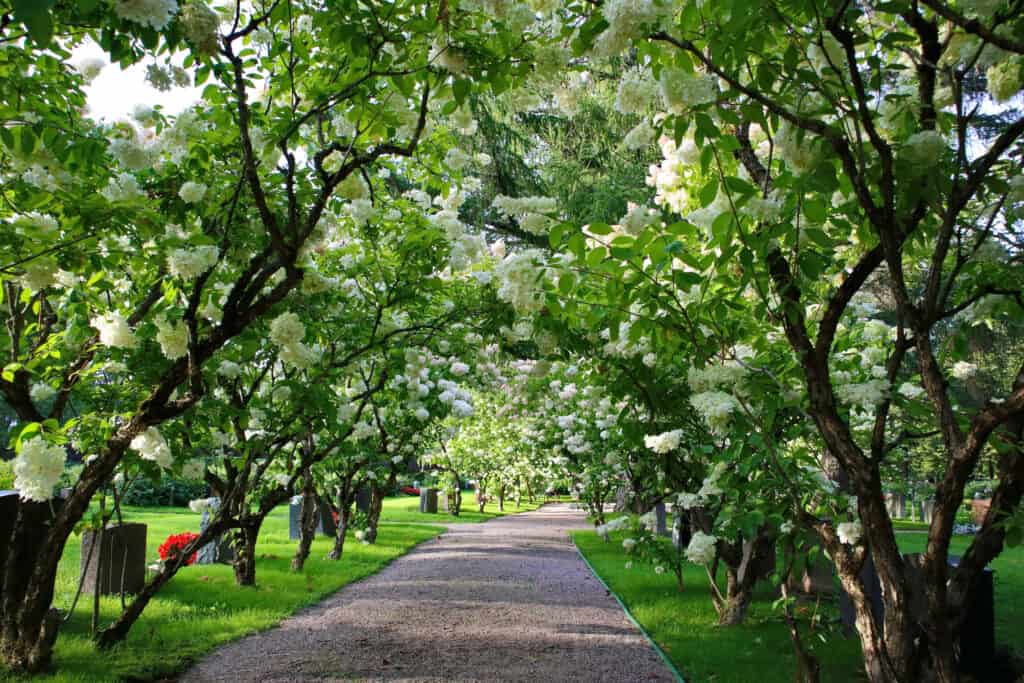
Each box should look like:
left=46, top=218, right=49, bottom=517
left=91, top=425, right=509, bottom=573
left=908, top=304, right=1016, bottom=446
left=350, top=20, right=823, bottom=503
left=231, top=520, right=262, bottom=586
left=291, top=467, right=318, bottom=572
left=364, top=483, right=384, bottom=544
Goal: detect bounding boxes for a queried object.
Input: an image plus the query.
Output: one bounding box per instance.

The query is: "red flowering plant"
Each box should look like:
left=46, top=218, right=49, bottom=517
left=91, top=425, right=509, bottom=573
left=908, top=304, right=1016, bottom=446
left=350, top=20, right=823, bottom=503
left=157, top=532, right=200, bottom=566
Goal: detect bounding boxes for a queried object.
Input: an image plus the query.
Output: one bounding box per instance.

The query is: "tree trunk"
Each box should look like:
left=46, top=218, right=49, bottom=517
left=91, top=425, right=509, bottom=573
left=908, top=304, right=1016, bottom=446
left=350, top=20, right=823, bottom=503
left=364, top=483, right=383, bottom=544
left=476, top=480, right=486, bottom=513
left=232, top=521, right=261, bottom=586
left=291, top=467, right=318, bottom=572
left=717, top=568, right=753, bottom=626
left=498, top=484, right=505, bottom=511
left=328, top=499, right=353, bottom=561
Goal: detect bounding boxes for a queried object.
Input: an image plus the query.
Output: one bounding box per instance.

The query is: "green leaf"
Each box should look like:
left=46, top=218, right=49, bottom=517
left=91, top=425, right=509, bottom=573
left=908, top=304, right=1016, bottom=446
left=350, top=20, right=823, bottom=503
left=558, top=273, right=576, bottom=295
left=452, top=79, right=470, bottom=106
left=803, top=197, right=828, bottom=223
left=699, top=178, right=718, bottom=207
left=587, top=222, right=612, bottom=236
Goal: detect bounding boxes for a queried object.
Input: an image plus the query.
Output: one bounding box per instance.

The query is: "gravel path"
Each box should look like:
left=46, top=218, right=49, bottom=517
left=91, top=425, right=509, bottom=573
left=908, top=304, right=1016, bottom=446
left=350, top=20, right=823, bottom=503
left=184, top=503, right=676, bottom=682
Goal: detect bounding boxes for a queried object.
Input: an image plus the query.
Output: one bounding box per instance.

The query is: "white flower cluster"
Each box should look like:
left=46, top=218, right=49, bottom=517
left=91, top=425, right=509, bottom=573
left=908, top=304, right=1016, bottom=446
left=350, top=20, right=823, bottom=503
left=100, top=172, right=144, bottom=203
left=130, top=426, right=173, bottom=469
left=646, top=136, right=700, bottom=214
left=13, top=438, right=66, bottom=501
left=618, top=203, right=660, bottom=235
left=593, top=0, right=671, bottom=57
left=167, top=245, right=218, bottom=280
left=644, top=429, right=682, bottom=454
left=685, top=531, right=718, bottom=564
left=623, top=119, right=656, bottom=150
left=92, top=312, right=137, bottom=349
left=179, top=181, right=208, bottom=204
left=837, top=520, right=862, bottom=546
left=494, top=249, right=546, bottom=315
left=112, top=0, right=178, bottom=30
left=492, top=195, right=559, bottom=235
left=614, top=69, right=658, bottom=114
left=687, top=364, right=746, bottom=433
left=155, top=318, right=189, bottom=360
left=269, top=312, right=318, bottom=370
left=659, top=68, right=718, bottom=113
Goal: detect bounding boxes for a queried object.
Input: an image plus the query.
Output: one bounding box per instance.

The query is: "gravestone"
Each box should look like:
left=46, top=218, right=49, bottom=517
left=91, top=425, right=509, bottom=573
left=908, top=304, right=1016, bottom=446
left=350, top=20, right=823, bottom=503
left=196, top=501, right=233, bottom=565
left=655, top=502, right=669, bottom=537
left=288, top=496, right=337, bottom=540
left=355, top=486, right=372, bottom=514
left=438, top=491, right=449, bottom=512
left=2, top=490, right=67, bottom=603
left=419, top=487, right=438, bottom=514
left=0, top=491, right=20, bottom=598
left=787, top=539, right=836, bottom=595
left=671, top=513, right=691, bottom=550
left=80, top=523, right=147, bottom=596
left=838, top=552, right=884, bottom=633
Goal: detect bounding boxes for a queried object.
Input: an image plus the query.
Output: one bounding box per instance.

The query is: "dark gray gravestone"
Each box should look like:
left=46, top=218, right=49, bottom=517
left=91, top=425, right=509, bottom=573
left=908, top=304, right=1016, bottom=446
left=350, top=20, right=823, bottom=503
left=838, top=551, right=884, bottom=634
left=419, top=488, right=438, bottom=514
left=2, top=491, right=66, bottom=604
left=655, top=502, right=669, bottom=537
left=318, top=495, right=337, bottom=537
left=288, top=496, right=337, bottom=540
left=80, top=523, right=147, bottom=596
left=355, top=486, right=372, bottom=514
left=0, top=491, right=20, bottom=596
left=787, top=539, right=836, bottom=595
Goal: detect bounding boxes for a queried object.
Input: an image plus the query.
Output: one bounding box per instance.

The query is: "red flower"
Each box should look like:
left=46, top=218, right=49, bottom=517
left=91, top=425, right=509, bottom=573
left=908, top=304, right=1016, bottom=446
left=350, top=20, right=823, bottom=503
left=158, top=531, right=200, bottom=566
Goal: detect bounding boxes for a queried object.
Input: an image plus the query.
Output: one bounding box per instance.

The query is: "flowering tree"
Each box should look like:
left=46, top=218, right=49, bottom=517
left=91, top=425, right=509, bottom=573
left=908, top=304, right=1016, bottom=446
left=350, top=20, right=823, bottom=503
left=0, top=0, right=547, bottom=671
left=511, top=1, right=1024, bottom=679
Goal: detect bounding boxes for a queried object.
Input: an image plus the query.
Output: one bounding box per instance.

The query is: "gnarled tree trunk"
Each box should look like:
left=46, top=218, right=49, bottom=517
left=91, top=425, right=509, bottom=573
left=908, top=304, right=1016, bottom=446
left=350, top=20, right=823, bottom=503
left=231, top=520, right=263, bottom=586
left=291, top=466, right=318, bottom=572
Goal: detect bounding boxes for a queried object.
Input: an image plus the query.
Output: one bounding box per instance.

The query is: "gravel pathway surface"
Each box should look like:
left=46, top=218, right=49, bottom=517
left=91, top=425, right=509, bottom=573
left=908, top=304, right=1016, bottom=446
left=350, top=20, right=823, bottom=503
left=184, top=503, right=676, bottom=682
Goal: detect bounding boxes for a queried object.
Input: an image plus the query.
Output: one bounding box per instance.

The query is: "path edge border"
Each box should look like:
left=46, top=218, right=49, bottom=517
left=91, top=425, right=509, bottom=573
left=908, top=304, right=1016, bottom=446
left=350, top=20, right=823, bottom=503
left=572, top=538, right=687, bottom=683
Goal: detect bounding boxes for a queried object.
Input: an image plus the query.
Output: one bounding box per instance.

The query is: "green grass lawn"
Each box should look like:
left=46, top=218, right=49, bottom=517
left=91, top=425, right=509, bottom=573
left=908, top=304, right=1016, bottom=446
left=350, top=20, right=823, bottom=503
left=3, top=494, right=555, bottom=683
left=573, top=530, right=1024, bottom=683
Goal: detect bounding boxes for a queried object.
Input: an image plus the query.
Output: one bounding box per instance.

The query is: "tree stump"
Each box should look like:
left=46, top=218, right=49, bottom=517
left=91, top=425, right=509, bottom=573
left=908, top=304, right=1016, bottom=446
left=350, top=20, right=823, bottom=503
left=80, top=523, right=147, bottom=596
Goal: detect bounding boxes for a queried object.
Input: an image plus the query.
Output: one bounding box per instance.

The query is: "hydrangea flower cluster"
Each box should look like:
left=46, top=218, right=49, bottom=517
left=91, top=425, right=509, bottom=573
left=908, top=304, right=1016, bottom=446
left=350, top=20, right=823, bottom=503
left=13, top=438, right=67, bottom=502
left=130, top=426, right=173, bottom=469
left=685, top=531, right=718, bottom=564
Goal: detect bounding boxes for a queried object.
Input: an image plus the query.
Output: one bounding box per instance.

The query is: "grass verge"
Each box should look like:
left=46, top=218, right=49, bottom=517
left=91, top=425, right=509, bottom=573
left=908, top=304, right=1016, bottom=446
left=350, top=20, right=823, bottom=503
left=572, top=530, right=1023, bottom=682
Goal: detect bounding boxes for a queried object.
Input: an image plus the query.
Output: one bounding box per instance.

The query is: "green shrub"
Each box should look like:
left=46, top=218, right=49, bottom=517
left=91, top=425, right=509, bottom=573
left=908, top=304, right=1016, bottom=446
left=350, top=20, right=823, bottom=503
left=121, top=475, right=208, bottom=507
